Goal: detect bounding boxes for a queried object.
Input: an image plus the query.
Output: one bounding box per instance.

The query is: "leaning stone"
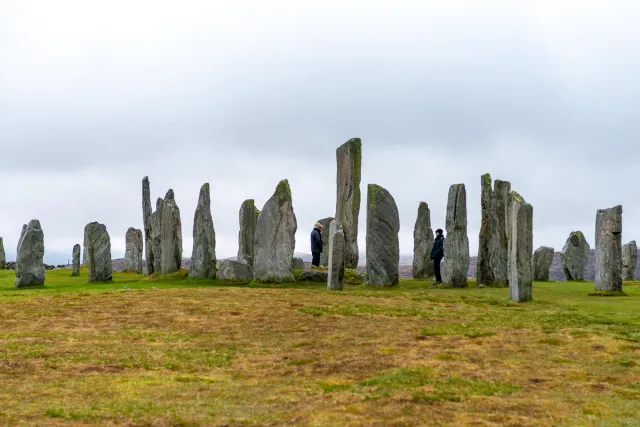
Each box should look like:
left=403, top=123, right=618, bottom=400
left=298, top=269, right=329, bottom=282
left=217, top=260, right=253, bottom=285
left=335, top=138, right=362, bottom=269
left=365, top=184, right=400, bottom=287
left=412, top=202, right=434, bottom=279
left=561, top=231, right=590, bottom=281
left=14, top=220, right=45, bottom=288
left=316, top=217, right=334, bottom=266
left=0, top=237, right=5, bottom=269
left=533, top=246, right=554, bottom=281
left=142, top=176, right=154, bottom=275
left=443, top=184, right=470, bottom=288
left=189, top=183, right=217, bottom=279
left=237, top=199, right=259, bottom=265
left=508, top=192, right=533, bottom=302
left=124, top=227, right=143, bottom=273
left=622, top=240, right=637, bottom=281
left=595, top=205, right=623, bottom=292
left=84, top=222, right=112, bottom=282
left=150, top=197, right=164, bottom=274
left=160, top=189, right=183, bottom=276
left=71, top=244, right=80, bottom=276
left=253, top=180, right=297, bottom=282
left=291, top=257, right=305, bottom=271
left=328, top=220, right=345, bottom=290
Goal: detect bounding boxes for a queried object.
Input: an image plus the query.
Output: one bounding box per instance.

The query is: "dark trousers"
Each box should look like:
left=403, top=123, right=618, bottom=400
left=434, top=258, right=442, bottom=282
left=312, top=252, right=321, bottom=267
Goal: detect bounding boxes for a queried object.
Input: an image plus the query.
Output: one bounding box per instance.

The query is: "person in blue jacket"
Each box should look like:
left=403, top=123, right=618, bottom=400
left=430, top=229, right=445, bottom=284
left=310, top=223, right=323, bottom=267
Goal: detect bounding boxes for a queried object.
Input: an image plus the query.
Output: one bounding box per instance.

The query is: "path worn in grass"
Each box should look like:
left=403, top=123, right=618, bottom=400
left=0, top=268, right=639, bottom=426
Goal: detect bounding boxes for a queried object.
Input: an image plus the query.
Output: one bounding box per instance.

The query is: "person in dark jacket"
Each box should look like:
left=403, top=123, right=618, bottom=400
left=310, top=223, right=323, bottom=267
left=430, top=229, right=445, bottom=284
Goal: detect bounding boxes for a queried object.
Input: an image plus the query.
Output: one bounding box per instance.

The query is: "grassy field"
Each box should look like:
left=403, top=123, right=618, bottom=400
left=0, top=268, right=639, bottom=426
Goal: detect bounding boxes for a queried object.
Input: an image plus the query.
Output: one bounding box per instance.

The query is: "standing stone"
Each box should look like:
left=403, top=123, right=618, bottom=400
left=508, top=192, right=533, bottom=302
left=443, top=184, right=470, bottom=288
left=622, top=241, right=637, bottom=281
left=189, top=183, right=217, bottom=279
left=17, top=224, right=27, bottom=253
left=561, top=231, right=590, bottom=281
left=253, top=180, right=297, bottom=282
left=160, top=190, right=183, bottom=276
left=335, top=138, right=362, bottom=269
left=150, top=198, right=164, bottom=274
left=595, top=205, right=623, bottom=292
left=533, top=246, right=554, bottom=281
left=291, top=257, right=305, bottom=271
left=317, top=217, right=334, bottom=267
left=412, top=202, right=434, bottom=279
left=142, top=176, right=154, bottom=275
left=71, top=244, right=80, bottom=276
left=0, top=237, right=5, bottom=269
left=84, top=222, right=112, bottom=282
left=14, top=220, right=45, bottom=288
left=328, top=220, right=345, bottom=290
left=237, top=199, right=259, bottom=265
left=365, top=184, right=400, bottom=287
left=124, top=227, right=143, bottom=273
left=477, top=174, right=511, bottom=286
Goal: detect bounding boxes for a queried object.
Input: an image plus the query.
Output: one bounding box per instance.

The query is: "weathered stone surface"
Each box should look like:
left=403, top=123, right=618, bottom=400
left=14, top=220, right=45, bottom=288
left=595, top=205, right=623, bottom=292
left=508, top=193, right=533, bottom=302
left=0, top=237, right=5, bottom=269
left=142, top=176, right=154, bottom=275
left=443, top=184, right=470, bottom=288
left=160, top=190, right=183, bottom=276
left=217, top=259, right=253, bottom=284
left=124, top=227, right=143, bottom=273
left=237, top=199, right=259, bottom=265
left=561, top=231, right=590, bottom=281
left=533, top=246, right=554, bottom=281
left=291, top=257, right=305, bottom=271
left=335, top=138, right=362, bottom=269
left=254, top=180, right=297, bottom=282
left=412, top=202, right=434, bottom=279
left=365, top=184, right=399, bottom=287
left=317, top=217, right=334, bottom=266
left=298, top=269, right=328, bottom=282
left=150, top=198, right=164, bottom=274
left=477, top=174, right=511, bottom=286
left=72, top=244, right=80, bottom=276
left=84, top=222, right=112, bottom=282
left=622, top=240, right=637, bottom=281
left=189, top=183, right=217, bottom=279
left=328, top=220, right=345, bottom=290
left=17, top=224, right=26, bottom=253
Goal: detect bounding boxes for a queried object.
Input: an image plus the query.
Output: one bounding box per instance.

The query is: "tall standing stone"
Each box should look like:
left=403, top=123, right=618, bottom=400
left=561, top=231, right=590, bottom=281
left=17, top=224, right=27, bottom=253
left=595, top=205, right=623, bottom=292
left=253, top=180, right=297, bottom=282
left=189, top=183, right=216, bottom=279
left=160, top=190, right=183, bottom=276
left=150, top=197, right=164, bottom=274
left=237, top=199, right=259, bottom=265
left=124, top=227, right=143, bottom=273
left=71, top=244, right=80, bottom=276
left=508, top=192, right=533, bottom=302
left=477, top=174, right=511, bottom=286
left=443, top=184, right=469, bottom=288
left=328, top=220, right=345, bottom=290
left=622, top=241, right=637, bottom=281
left=317, top=217, right=334, bottom=267
left=533, top=246, right=554, bottom=281
left=365, top=184, right=400, bottom=287
left=85, top=222, right=112, bottom=282
left=14, top=220, right=45, bottom=288
left=335, top=138, right=362, bottom=269
left=0, top=237, right=5, bottom=269
left=412, top=202, right=434, bottom=279
left=142, top=176, right=154, bottom=275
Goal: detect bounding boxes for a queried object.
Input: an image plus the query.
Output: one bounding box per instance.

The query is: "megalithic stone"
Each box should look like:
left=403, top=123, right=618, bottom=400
left=14, top=220, right=45, bottom=288
left=508, top=192, right=533, bottom=302
left=595, top=205, right=623, bottom=292
left=142, top=176, right=154, bottom=275
left=443, top=184, right=469, bottom=288
left=561, top=231, right=590, bottom=281
left=71, top=244, right=81, bottom=276
left=532, top=246, right=554, bottom=281
left=365, top=184, right=400, bottom=287
left=237, top=199, right=259, bottom=265
left=622, top=240, right=637, bottom=281
left=317, top=217, right=334, bottom=267
left=189, top=183, right=217, bottom=279
left=0, top=237, right=5, bottom=270
left=84, top=222, right=112, bottom=282
left=160, top=189, right=183, bottom=276
left=150, top=197, right=164, bottom=274
left=17, top=224, right=27, bottom=253
left=335, top=138, right=362, bottom=269
left=327, top=220, right=345, bottom=290
left=412, top=202, right=434, bottom=279
left=124, top=227, right=144, bottom=274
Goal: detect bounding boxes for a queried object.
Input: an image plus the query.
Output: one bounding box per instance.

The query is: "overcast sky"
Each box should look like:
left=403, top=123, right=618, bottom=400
left=1, top=1, right=639, bottom=264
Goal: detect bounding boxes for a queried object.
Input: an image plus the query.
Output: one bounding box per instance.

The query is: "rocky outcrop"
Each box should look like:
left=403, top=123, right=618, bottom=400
left=160, top=190, right=182, bottom=276
left=365, top=184, right=399, bottom=287
left=317, top=217, right=334, bottom=266
left=328, top=220, right=345, bottom=290
left=508, top=193, right=533, bottom=302
left=412, top=202, right=434, bottom=279
left=595, top=205, right=623, bottom=292
left=72, top=243, right=80, bottom=276
left=189, top=183, right=217, bottom=279
left=124, top=227, right=143, bottom=273
left=533, top=246, right=554, bottom=281
left=335, top=138, right=362, bottom=269
left=443, top=184, right=469, bottom=288
left=561, top=231, right=590, bottom=281
left=237, top=199, right=259, bottom=265
left=142, top=176, right=154, bottom=275
left=14, top=220, right=45, bottom=288
left=217, top=260, right=253, bottom=285
left=85, top=222, right=112, bottom=282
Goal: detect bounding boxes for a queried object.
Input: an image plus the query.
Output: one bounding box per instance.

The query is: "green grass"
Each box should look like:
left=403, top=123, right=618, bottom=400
left=0, top=267, right=639, bottom=426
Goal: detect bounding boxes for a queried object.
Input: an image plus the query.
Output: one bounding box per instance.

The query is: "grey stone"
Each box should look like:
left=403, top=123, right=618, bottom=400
left=14, top=220, right=45, bottom=288
left=561, top=231, right=590, bottom=281
left=237, top=199, right=259, bottom=265
left=150, top=197, right=164, bottom=274
left=217, top=259, right=253, bottom=285
left=298, top=269, right=328, bottom=282
left=84, top=222, right=112, bottom=282
left=328, top=220, right=345, bottom=290
left=317, top=217, right=334, bottom=266
left=0, top=237, right=5, bottom=269
left=17, top=224, right=26, bottom=253
left=291, top=257, right=305, bottom=271
left=124, top=227, right=143, bottom=273
left=189, top=183, right=217, bottom=279
left=253, top=180, right=297, bottom=282
left=142, top=176, right=154, bottom=275
left=508, top=193, right=533, bottom=302
left=622, top=240, right=637, bottom=281
left=412, top=202, right=434, bottom=279
left=595, top=205, right=623, bottom=292
left=365, top=184, right=399, bottom=287
left=335, top=138, right=362, bottom=269
left=71, top=244, right=80, bottom=276
left=533, top=246, right=554, bottom=281
left=160, top=189, right=183, bottom=276
left=477, top=174, right=511, bottom=287
left=443, top=184, right=470, bottom=288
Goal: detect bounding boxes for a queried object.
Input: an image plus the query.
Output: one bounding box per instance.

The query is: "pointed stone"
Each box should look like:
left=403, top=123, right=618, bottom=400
left=317, top=217, right=334, bottom=267
left=412, top=202, right=434, bottom=279
left=595, top=205, right=623, bottom=292
left=124, top=227, right=143, bottom=273
left=237, top=199, right=259, bottom=265
left=0, top=237, right=5, bottom=270
left=622, top=241, right=637, bottom=281
left=533, top=246, right=554, bottom=281
left=365, top=184, right=400, bottom=287
left=508, top=192, right=533, bottom=302
left=150, top=198, right=164, bottom=274
left=189, top=184, right=217, bottom=279
left=335, top=138, right=362, bottom=269
left=14, top=220, right=45, bottom=288
left=328, top=220, right=345, bottom=290
left=160, top=190, right=183, bottom=276
left=142, top=176, right=154, bottom=275
left=561, top=231, right=590, bottom=281
left=71, top=244, right=80, bottom=276
left=443, top=184, right=469, bottom=288
left=85, top=222, right=112, bottom=282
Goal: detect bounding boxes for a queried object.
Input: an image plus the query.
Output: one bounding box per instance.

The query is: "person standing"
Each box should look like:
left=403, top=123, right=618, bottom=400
left=430, top=228, right=445, bottom=284
left=310, top=223, right=323, bottom=267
